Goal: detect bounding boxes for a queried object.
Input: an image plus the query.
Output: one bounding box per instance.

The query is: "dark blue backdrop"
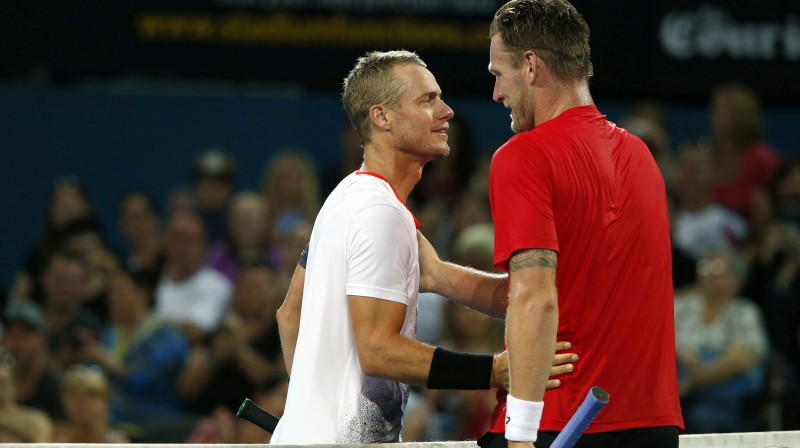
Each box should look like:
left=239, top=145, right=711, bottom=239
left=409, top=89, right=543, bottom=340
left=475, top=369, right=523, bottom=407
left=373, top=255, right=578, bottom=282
left=1, top=83, right=798, bottom=296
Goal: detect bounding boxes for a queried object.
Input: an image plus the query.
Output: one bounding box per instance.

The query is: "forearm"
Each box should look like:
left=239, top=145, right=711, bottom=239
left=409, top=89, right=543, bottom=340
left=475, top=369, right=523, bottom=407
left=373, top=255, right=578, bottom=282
left=694, top=343, right=760, bottom=387
left=358, top=334, right=436, bottom=385
left=506, top=292, right=558, bottom=401
left=432, top=261, right=508, bottom=318
left=277, top=308, right=300, bottom=374
left=177, top=349, right=214, bottom=398
left=0, top=411, right=51, bottom=443
left=417, top=230, right=508, bottom=318
left=236, top=345, right=282, bottom=383
left=277, top=265, right=305, bottom=374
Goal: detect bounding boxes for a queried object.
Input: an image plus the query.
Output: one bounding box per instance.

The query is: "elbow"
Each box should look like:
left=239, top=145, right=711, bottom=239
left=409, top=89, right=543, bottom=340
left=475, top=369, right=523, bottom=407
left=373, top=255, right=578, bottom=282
left=356, top=343, right=388, bottom=378
left=509, top=290, right=558, bottom=315
left=276, top=305, right=295, bottom=329
left=357, top=350, right=381, bottom=377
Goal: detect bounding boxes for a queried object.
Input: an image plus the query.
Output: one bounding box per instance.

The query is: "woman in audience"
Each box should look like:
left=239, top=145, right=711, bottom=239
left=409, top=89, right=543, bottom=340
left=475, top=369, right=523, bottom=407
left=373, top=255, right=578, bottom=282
left=260, top=152, right=320, bottom=235
left=207, top=191, right=277, bottom=282
left=53, top=364, right=128, bottom=443
left=117, top=190, right=165, bottom=286
left=675, top=250, right=768, bottom=433
left=10, top=176, right=96, bottom=303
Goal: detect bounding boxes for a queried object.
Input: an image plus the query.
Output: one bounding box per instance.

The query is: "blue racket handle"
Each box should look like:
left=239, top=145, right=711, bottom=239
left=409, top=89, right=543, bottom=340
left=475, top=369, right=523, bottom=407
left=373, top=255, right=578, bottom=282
left=550, top=387, right=609, bottom=448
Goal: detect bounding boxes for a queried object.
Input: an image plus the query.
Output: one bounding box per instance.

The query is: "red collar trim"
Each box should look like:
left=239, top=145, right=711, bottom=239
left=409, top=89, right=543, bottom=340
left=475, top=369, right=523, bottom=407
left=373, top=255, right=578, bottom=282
left=356, top=171, right=420, bottom=229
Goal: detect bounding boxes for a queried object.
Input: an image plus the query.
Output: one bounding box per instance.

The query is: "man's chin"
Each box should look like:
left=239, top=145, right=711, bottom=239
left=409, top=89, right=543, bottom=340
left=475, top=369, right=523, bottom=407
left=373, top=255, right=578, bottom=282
left=511, top=120, right=533, bottom=134
left=432, top=145, right=450, bottom=159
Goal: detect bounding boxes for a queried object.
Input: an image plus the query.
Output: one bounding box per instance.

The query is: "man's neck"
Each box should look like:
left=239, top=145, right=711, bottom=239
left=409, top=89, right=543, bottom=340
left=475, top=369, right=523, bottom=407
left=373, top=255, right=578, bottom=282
left=170, top=264, right=201, bottom=282
left=360, top=142, right=427, bottom=203
left=534, top=81, right=594, bottom=127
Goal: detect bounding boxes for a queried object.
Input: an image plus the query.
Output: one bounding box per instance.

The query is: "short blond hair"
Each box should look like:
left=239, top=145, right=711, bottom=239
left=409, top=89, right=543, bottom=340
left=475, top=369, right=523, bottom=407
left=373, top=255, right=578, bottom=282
left=62, top=364, right=110, bottom=399
left=342, top=50, right=427, bottom=145
left=490, top=0, right=593, bottom=82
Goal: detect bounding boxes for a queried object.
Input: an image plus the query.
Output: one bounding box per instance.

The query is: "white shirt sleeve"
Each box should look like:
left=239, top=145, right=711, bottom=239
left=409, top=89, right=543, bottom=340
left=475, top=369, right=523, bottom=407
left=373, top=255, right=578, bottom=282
left=345, top=204, right=415, bottom=304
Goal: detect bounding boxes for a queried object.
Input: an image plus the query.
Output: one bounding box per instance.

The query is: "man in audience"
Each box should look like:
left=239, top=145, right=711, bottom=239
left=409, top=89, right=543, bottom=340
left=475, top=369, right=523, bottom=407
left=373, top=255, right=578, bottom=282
left=155, top=211, right=232, bottom=346
left=192, top=149, right=238, bottom=244
left=0, top=348, right=52, bottom=442
left=39, top=250, right=103, bottom=369
left=1, top=301, right=64, bottom=421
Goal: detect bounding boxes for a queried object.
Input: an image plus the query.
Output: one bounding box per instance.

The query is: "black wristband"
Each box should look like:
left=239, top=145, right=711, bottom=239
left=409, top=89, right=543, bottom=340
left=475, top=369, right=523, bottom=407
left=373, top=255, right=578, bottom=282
left=426, top=347, right=494, bottom=390
left=298, top=243, right=309, bottom=269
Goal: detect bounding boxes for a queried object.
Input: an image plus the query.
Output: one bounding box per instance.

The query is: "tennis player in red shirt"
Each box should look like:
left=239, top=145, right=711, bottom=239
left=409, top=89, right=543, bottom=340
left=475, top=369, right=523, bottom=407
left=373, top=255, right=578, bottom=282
left=480, top=1, right=684, bottom=448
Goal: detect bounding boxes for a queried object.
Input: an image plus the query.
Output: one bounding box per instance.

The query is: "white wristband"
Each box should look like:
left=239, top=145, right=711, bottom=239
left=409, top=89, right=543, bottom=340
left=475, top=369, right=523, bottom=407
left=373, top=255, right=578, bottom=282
left=505, top=395, right=544, bottom=442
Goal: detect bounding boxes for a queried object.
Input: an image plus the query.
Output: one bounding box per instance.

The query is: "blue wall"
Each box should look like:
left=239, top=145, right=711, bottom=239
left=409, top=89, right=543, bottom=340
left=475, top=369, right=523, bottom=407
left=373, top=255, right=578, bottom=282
left=1, top=83, right=798, bottom=293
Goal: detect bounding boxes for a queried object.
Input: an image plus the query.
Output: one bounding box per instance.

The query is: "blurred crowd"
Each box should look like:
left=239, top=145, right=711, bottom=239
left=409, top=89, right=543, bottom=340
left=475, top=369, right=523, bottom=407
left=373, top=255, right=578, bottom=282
left=0, top=83, right=798, bottom=442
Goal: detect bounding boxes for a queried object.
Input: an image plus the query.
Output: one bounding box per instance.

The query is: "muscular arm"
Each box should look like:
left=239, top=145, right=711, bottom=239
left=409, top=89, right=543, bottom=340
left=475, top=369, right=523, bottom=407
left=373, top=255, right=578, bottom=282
left=506, top=249, right=559, bottom=403
left=348, top=295, right=437, bottom=385
left=417, top=230, right=508, bottom=318
left=277, top=264, right=305, bottom=375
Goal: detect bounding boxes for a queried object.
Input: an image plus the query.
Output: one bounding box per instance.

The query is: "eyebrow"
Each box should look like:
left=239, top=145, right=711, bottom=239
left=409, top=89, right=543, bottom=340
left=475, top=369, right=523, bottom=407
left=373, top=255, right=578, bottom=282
left=419, top=90, right=441, bottom=100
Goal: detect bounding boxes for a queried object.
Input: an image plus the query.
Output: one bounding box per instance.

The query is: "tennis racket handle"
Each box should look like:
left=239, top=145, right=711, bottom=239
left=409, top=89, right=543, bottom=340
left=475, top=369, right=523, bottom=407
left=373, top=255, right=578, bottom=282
left=550, top=387, right=609, bottom=448
left=237, top=398, right=281, bottom=434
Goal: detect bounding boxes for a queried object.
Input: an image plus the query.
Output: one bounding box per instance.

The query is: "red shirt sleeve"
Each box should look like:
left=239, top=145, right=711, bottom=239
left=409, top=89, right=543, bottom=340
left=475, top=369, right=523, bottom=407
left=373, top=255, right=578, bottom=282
left=490, top=134, right=559, bottom=272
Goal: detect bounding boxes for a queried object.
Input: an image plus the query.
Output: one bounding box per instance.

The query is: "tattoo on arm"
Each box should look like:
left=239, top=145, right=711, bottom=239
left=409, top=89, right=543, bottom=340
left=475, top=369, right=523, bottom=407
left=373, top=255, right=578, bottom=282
left=509, top=249, right=557, bottom=273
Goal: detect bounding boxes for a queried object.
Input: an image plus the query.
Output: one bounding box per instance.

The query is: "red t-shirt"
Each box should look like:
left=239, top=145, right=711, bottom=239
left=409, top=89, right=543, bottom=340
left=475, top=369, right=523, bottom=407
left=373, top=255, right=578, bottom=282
left=711, top=141, right=780, bottom=219
left=488, top=106, right=684, bottom=433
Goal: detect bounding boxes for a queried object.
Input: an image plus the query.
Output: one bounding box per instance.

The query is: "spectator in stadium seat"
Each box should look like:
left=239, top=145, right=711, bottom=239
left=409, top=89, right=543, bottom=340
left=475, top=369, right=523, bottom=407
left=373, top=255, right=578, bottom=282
left=84, top=267, right=190, bottom=440
left=39, top=250, right=103, bottom=370
left=675, top=250, right=768, bottom=433
left=0, top=348, right=52, bottom=442
left=179, top=262, right=285, bottom=414
left=53, top=364, right=128, bottom=443
left=10, top=176, right=96, bottom=304
left=620, top=100, right=677, bottom=187
left=672, top=141, right=748, bottom=262
left=60, top=218, right=119, bottom=325
left=117, top=190, right=165, bottom=288
left=154, top=211, right=232, bottom=346
left=207, top=191, right=278, bottom=283
left=742, top=157, right=800, bottom=429
left=1, top=301, right=64, bottom=420
left=260, top=151, right=320, bottom=257
left=709, top=83, right=780, bottom=221
left=192, top=149, right=238, bottom=245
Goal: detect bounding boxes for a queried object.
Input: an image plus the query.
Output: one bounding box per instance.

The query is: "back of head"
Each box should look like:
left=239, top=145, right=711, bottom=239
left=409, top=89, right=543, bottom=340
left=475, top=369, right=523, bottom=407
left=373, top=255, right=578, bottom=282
left=193, top=149, right=237, bottom=184
left=490, top=0, right=592, bottom=82
left=711, top=83, right=764, bottom=146
left=342, top=50, right=427, bottom=145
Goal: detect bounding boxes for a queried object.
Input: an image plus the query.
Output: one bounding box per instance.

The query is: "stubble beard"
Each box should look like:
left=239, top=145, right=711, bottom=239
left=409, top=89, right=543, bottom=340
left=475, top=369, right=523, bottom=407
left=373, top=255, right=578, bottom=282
left=397, top=132, right=450, bottom=162
left=509, top=80, right=535, bottom=134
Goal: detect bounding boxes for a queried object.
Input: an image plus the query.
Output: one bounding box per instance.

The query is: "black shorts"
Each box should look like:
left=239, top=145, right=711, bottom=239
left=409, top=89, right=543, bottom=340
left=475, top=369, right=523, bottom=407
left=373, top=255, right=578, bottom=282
left=477, top=426, right=679, bottom=448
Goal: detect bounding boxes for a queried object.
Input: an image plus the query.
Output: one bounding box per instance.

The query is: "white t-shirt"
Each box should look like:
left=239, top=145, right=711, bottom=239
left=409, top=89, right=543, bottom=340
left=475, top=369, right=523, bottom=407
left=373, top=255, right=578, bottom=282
left=154, top=265, right=232, bottom=332
left=673, top=204, right=747, bottom=260
left=271, top=172, right=419, bottom=444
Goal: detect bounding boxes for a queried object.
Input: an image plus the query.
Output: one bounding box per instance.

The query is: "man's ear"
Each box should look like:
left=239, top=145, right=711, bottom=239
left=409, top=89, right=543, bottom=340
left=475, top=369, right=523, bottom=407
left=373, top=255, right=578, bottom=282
left=369, top=104, right=392, bottom=132
left=523, top=50, right=539, bottom=85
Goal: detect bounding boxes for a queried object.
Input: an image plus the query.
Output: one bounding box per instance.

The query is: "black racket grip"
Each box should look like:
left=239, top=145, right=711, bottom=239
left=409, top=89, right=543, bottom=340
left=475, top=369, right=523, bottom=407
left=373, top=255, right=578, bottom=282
left=237, top=398, right=280, bottom=433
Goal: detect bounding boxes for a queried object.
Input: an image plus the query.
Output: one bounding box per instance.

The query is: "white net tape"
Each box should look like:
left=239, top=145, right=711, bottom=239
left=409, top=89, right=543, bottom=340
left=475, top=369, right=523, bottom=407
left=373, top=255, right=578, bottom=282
left=3, top=431, right=800, bottom=448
